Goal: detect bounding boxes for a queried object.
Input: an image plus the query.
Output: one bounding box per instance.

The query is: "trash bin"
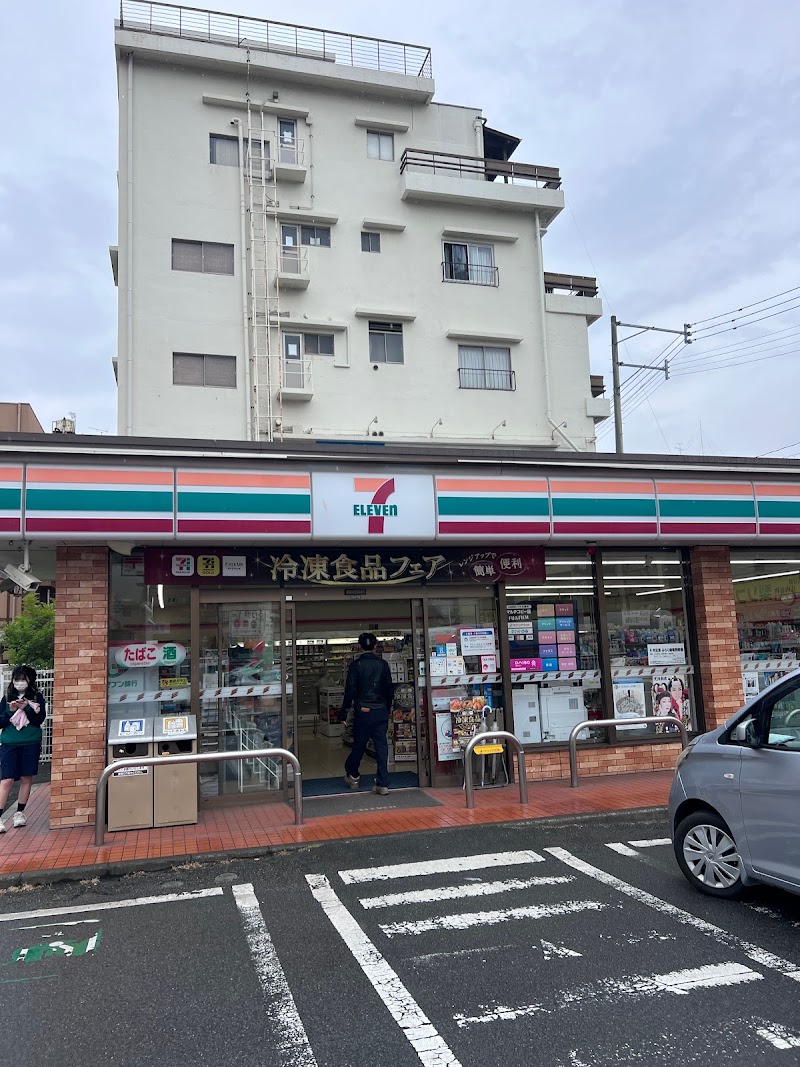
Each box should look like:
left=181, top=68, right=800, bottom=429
left=107, top=716, right=155, bottom=831
left=153, top=714, right=198, bottom=827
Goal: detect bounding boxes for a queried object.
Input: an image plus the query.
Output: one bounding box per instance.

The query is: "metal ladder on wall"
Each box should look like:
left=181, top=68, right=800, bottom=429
left=243, top=62, right=283, bottom=443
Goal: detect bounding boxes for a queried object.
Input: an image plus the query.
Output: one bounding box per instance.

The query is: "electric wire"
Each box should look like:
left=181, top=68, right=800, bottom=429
left=689, top=284, right=800, bottom=327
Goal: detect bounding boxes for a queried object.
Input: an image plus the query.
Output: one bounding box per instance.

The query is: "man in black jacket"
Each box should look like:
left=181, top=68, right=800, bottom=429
left=339, top=633, right=394, bottom=795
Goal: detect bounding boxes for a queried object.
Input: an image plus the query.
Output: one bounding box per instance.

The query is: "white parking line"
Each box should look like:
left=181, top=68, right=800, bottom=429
left=307, top=874, right=462, bottom=1067
left=379, top=900, right=606, bottom=937
left=339, top=850, right=544, bottom=884
left=606, top=843, right=640, bottom=857
left=628, top=838, right=671, bottom=848
left=453, top=961, right=762, bottom=1026
left=546, top=847, right=800, bottom=984
left=232, top=884, right=318, bottom=1067
left=0, top=888, right=224, bottom=924
left=16, top=920, right=100, bottom=930
left=359, top=875, right=573, bottom=910
left=754, top=1022, right=800, bottom=1050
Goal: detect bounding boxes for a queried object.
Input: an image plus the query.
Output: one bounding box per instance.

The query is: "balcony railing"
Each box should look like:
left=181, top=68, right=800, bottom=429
left=544, top=271, right=598, bottom=297
left=401, top=148, right=561, bottom=188
left=282, top=358, right=313, bottom=391
left=458, top=367, right=516, bottom=391
left=279, top=247, right=309, bottom=275
left=442, top=261, right=499, bottom=287
left=277, top=140, right=305, bottom=166
left=119, top=2, right=433, bottom=77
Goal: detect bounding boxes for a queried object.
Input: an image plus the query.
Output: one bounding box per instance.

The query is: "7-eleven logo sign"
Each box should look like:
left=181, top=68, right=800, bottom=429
left=352, top=478, right=397, bottom=534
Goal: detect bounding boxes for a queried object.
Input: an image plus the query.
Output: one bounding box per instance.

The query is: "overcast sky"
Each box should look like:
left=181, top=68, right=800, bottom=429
left=1, top=0, right=798, bottom=457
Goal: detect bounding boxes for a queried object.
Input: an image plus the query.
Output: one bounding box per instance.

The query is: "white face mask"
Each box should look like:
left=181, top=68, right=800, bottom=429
left=13, top=681, right=27, bottom=693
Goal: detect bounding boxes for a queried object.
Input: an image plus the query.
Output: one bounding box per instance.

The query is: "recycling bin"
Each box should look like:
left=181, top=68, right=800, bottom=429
left=107, top=716, right=155, bottom=831
left=153, top=714, right=198, bottom=827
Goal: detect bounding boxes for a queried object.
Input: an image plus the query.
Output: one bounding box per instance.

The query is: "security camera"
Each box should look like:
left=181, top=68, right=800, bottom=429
left=3, top=564, right=40, bottom=592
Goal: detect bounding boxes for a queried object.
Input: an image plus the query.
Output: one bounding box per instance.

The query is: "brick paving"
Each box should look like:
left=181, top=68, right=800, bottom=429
left=0, top=770, right=673, bottom=879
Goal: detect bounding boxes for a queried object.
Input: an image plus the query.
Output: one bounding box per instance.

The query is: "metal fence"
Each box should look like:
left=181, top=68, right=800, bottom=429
left=0, top=668, right=53, bottom=762
left=119, top=2, right=433, bottom=78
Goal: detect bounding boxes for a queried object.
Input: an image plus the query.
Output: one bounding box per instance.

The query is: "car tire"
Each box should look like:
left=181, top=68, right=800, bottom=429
left=674, top=810, right=745, bottom=899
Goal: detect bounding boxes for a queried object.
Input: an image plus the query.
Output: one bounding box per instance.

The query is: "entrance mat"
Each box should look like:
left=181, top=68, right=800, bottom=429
left=303, top=771, right=419, bottom=798
left=304, top=788, right=442, bottom=819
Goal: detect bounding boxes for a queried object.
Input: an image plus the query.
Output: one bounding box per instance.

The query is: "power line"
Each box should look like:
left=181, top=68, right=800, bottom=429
left=669, top=336, right=800, bottom=372
left=688, top=299, right=800, bottom=340
left=666, top=324, right=800, bottom=367
left=690, top=284, right=800, bottom=327
left=671, top=347, right=797, bottom=377
left=760, top=439, right=800, bottom=457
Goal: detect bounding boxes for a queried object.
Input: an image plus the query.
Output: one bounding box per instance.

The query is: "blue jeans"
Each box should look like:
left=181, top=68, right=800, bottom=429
left=345, top=708, right=390, bottom=788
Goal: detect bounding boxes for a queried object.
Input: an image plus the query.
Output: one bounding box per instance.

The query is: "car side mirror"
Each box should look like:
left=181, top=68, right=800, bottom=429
left=732, top=719, right=762, bottom=747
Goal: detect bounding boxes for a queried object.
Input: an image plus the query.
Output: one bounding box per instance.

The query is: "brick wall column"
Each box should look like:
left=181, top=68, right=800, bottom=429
left=51, top=547, right=109, bottom=828
left=690, top=546, right=742, bottom=731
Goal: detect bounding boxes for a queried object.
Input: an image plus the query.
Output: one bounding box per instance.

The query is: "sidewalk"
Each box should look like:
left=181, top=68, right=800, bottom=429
left=0, top=771, right=673, bottom=883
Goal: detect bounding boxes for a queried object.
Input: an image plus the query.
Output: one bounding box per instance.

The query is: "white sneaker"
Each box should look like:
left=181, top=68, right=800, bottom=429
left=13, top=812, right=26, bottom=828
left=0, top=818, right=6, bottom=833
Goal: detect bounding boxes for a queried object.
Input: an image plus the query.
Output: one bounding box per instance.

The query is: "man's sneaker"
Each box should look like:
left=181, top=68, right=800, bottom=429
left=344, top=774, right=360, bottom=790
left=372, top=785, right=389, bottom=796
left=0, top=818, right=6, bottom=833
left=13, top=811, right=26, bottom=828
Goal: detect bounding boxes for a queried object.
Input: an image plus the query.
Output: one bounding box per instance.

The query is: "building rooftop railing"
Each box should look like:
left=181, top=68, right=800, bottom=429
left=400, top=148, right=561, bottom=189
left=543, top=272, right=599, bottom=297
left=119, top=1, right=433, bottom=78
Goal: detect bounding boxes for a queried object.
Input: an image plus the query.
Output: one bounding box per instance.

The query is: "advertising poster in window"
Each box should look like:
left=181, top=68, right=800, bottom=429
left=652, top=674, right=691, bottom=733
left=612, top=680, right=647, bottom=731
left=435, top=712, right=460, bottom=761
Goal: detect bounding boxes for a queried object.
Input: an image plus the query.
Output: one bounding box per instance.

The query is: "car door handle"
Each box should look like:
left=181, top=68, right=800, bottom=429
left=723, top=773, right=735, bottom=779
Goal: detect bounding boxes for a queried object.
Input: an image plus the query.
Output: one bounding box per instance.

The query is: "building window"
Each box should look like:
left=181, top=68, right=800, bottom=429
left=443, top=242, right=497, bottom=286
left=173, top=353, right=236, bottom=388
left=171, top=240, right=234, bottom=275
left=278, top=119, right=297, bottom=163
left=733, top=550, right=800, bottom=700
left=361, top=232, right=381, bottom=253
left=369, top=321, right=404, bottom=364
left=282, top=332, right=334, bottom=357
left=457, top=346, right=514, bottom=390
left=367, top=130, right=394, bottom=161
left=209, top=134, right=239, bottom=166
left=300, top=225, right=331, bottom=247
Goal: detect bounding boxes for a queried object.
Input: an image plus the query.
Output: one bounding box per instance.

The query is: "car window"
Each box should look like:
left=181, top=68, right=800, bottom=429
left=763, top=679, right=800, bottom=751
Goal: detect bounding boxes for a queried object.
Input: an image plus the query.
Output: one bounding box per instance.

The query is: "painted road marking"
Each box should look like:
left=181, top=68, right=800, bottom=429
left=16, top=920, right=100, bottom=930
left=0, top=887, right=224, bottom=924
left=454, top=961, right=762, bottom=1027
left=8, top=930, right=101, bottom=963
left=605, top=843, right=640, bottom=857
left=546, top=847, right=800, bottom=983
left=339, top=850, right=544, bottom=885
left=753, top=1021, right=800, bottom=1050
left=359, top=875, right=574, bottom=910
left=627, top=838, right=671, bottom=848
left=307, top=874, right=462, bottom=1067
left=379, top=900, right=607, bottom=938
left=232, top=884, right=318, bottom=1067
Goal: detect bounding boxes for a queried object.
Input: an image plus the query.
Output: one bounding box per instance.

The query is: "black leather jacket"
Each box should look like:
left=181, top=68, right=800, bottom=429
left=340, top=653, right=394, bottom=717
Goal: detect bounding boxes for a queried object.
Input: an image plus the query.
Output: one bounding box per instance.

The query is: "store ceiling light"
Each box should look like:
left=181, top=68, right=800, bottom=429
left=635, top=586, right=683, bottom=596
left=731, top=569, right=800, bottom=584
left=732, top=559, right=800, bottom=565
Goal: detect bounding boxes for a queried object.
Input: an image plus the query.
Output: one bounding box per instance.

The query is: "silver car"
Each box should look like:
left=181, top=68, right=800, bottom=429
left=669, top=668, right=800, bottom=898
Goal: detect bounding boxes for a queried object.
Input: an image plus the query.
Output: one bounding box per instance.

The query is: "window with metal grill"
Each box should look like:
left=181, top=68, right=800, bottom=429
left=457, top=345, right=514, bottom=390
left=173, top=353, right=236, bottom=388
left=369, top=322, right=404, bottom=364
left=171, top=240, right=234, bottom=275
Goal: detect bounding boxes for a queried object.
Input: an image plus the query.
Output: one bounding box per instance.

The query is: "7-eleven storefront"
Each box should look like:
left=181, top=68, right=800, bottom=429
left=1, top=435, right=798, bottom=827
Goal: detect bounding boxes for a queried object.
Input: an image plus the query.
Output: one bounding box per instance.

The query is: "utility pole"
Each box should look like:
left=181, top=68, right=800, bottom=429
left=610, top=316, right=692, bottom=453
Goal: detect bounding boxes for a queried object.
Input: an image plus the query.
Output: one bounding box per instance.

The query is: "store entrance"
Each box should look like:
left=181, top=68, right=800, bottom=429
left=288, top=598, right=427, bottom=795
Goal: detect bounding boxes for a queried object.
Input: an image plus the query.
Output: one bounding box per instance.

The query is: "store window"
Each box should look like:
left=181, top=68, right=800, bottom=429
left=602, top=550, right=694, bottom=737
left=505, top=549, right=604, bottom=746
left=733, top=550, right=800, bottom=700
left=426, top=597, right=501, bottom=771
left=108, top=552, right=191, bottom=725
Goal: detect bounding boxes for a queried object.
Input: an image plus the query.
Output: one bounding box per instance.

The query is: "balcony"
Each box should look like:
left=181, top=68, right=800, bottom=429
left=277, top=248, right=310, bottom=289
left=442, top=261, right=499, bottom=287
left=458, top=367, right=516, bottom=391
left=274, top=140, right=307, bottom=183
left=118, top=2, right=433, bottom=77
left=543, top=271, right=603, bottom=325
left=401, top=149, right=564, bottom=222
left=281, top=358, right=313, bottom=401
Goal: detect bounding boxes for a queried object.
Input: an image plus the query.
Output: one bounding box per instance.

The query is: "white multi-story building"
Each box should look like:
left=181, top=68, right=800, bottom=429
left=111, top=3, right=609, bottom=447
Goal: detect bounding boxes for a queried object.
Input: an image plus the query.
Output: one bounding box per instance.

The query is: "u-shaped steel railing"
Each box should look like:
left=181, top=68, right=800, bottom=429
left=463, top=731, right=528, bottom=810
left=95, top=747, right=303, bottom=846
left=569, top=716, right=688, bottom=788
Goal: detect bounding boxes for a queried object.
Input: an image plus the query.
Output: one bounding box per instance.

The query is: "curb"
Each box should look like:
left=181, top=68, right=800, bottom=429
left=0, top=803, right=668, bottom=889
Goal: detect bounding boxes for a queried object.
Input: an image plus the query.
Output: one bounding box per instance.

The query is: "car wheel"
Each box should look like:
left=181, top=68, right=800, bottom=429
left=674, top=810, right=745, bottom=898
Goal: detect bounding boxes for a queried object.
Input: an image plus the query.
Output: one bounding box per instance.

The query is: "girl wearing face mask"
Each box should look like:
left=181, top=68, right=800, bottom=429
left=0, top=665, right=46, bottom=832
